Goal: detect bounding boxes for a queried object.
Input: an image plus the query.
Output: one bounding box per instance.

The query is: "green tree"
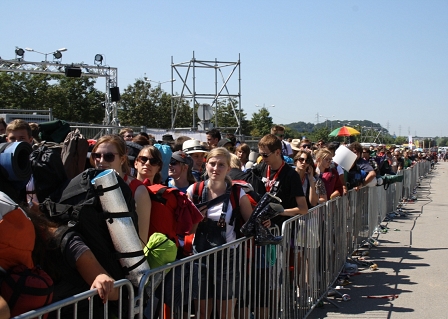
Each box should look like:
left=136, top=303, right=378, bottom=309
left=119, top=79, right=193, bottom=128
left=211, top=99, right=248, bottom=135
left=0, top=72, right=104, bottom=123
left=311, top=126, right=331, bottom=143
left=394, top=136, right=407, bottom=145
left=0, top=72, right=52, bottom=110
left=249, top=107, right=273, bottom=137
left=49, top=76, right=105, bottom=123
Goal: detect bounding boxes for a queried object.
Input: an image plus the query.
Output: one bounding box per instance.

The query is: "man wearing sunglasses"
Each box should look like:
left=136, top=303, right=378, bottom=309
left=270, top=125, right=293, bottom=158
left=299, top=139, right=313, bottom=153
left=253, top=134, right=308, bottom=230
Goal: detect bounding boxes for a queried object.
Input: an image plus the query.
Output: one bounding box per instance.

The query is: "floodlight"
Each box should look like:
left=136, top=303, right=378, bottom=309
left=94, top=54, right=103, bottom=65
left=53, top=51, right=63, bottom=59
left=15, top=48, right=25, bottom=57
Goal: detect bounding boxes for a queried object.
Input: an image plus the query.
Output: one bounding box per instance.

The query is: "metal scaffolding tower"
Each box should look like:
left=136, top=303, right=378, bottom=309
left=0, top=58, right=119, bottom=126
left=171, top=52, right=242, bottom=134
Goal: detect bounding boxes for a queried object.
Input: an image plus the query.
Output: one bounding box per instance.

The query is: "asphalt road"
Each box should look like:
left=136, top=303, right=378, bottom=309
left=309, top=161, right=448, bottom=319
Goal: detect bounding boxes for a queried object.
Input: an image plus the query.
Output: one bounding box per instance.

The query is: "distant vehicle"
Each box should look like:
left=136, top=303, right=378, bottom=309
left=438, top=146, right=448, bottom=153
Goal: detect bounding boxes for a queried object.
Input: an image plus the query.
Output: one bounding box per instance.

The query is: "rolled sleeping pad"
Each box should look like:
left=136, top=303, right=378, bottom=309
left=0, top=142, right=32, bottom=188
left=91, top=169, right=150, bottom=287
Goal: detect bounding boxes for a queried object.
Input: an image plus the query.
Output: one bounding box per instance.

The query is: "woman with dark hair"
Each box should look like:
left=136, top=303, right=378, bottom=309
left=167, top=151, right=196, bottom=193
left=294, top=150, right=327, bottom=208
left=135, top=145, right=164, bottom=185
left=90, top=134, right=151, bottom=242
left=235, top=143, right=251, bottom=171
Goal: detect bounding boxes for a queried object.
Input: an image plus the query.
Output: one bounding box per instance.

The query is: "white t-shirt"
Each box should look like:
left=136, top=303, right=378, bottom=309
left=187, top=185, right=245, bottom=243
left=282, top=141, right=293, bottom=156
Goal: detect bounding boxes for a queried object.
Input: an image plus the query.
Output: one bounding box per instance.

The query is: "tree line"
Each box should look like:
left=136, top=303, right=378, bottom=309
left=0, top=72, right=444, bottom=146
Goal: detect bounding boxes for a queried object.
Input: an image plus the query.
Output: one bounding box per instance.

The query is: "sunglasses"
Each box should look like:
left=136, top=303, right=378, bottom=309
left=137, top=156, right=160, bottom=166
left=296, top=157, right=306, bottom=163
left=259, top=152, right=273, bottom=158
left=169, top=159, right=181, bottom=166
left=301, top=144, right=311, bottom=149
left=91, top=152, right=119, bottom=162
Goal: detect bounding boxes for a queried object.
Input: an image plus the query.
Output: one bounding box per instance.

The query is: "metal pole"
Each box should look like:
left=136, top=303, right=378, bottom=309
left=192, top=52, right=196, bottom=130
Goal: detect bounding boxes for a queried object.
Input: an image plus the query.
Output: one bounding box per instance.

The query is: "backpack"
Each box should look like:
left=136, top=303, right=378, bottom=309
left=144, top=183, right=203, bottom=247
left=144, top=232, right=177, bottom=270
left=40, top=168, right=140, bottom=286
left=154, top=143, right=172, bottom=183
left=61, top=129, right=89, bottom=180
left=0, top=192, right=35, bottom=272
left=0, top=264, right=53, bottom=318
left=38, top=120, right=71, bottom=144
left=0, top=192, right=53, bottom=318
left=30, top=143, right=68, bottom=203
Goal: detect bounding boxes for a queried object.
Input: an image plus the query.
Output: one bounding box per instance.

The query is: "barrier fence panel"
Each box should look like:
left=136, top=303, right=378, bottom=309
left=13, top=279, right=134, bottom=319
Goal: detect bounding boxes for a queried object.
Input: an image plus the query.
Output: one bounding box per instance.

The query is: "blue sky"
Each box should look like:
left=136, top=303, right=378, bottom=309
left=2, top=0, right=447, bottom=137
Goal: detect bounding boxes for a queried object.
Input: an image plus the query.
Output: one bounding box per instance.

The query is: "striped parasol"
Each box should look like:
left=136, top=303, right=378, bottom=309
left=328, top=126, right=361, bottom=137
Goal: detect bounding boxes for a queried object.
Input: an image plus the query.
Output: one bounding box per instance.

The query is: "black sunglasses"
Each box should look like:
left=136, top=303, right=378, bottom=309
left=169, top=159, right=181, bottom=166
left=91, top=152, right=119, bottom=163
left=296, top=157, right=306, bottom=163
left=137, top=156, right=160, bottom=166
left=301, top=144, right=311, bottom=149
left=259, top=152, right=273, bottom=158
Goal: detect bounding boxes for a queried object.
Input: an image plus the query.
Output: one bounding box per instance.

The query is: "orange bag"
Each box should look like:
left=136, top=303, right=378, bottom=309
left=0, top=192, right=35, bottom=271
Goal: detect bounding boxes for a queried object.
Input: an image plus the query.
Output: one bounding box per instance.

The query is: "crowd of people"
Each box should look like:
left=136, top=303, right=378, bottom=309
left=0, top=118, right=437, bottom=318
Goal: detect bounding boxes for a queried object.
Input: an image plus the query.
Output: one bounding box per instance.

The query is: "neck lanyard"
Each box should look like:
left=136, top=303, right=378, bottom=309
left=264, top=162, right=285, bottom=193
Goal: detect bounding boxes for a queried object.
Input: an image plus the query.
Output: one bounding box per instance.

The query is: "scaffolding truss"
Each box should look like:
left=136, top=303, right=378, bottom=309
left=171, top=52, right=242, bottom=134
left=0, top=58, right=119, bottom=125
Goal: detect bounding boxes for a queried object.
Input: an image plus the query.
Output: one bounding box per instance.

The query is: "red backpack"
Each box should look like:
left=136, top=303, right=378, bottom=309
left=1, top=264, right=54, bottom=318
left=143, top=181, right=203, bottom=247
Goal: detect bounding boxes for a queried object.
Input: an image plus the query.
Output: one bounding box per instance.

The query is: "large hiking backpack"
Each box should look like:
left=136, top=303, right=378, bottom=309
left=144, top=182, right=203, bottom=247
left=30, top=143, right=68, bottom=203
left=40, top=168, right=140, bottom=286
left=61, top=129, right=89, bottom=180
left=38, top=120, right=71, bottom=144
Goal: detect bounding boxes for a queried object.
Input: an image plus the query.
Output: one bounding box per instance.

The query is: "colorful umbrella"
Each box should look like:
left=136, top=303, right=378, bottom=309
left=328, top=126, right=360, bottom=137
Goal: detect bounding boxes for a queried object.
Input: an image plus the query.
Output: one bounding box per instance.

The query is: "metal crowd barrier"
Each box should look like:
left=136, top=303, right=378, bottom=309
left=12, top=279, right=134, bottom=319
left=13, top=161, right=431, bottom=319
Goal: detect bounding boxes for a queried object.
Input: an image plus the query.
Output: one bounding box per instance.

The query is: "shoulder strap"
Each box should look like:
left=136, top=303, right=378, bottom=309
left=148, top=186, right=168, bottom=205
left=229, top=185, right=241, bottom=226
left=192, top=181, right=204, bottom=205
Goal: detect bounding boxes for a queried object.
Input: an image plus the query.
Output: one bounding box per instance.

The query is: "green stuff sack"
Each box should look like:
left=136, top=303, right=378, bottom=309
left=144, top=232, right=177, bottom=270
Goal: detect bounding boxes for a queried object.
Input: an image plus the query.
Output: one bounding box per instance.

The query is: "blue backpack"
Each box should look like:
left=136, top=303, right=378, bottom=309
left=154, top=143, right=172, bottom=183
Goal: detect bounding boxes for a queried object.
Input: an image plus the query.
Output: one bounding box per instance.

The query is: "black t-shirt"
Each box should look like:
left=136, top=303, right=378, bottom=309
left=253, top=162, right=304, bottom=229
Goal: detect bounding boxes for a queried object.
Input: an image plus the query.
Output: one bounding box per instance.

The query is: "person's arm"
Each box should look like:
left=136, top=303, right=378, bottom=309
left=0, top=296, right=10, bottom=319
left=76, top=250, right=119, bottom=303
left=308, top=174, right=319, bottom=207
left=134, top=185, right=152, bottom=244
left=362, top=170, right=377, bottom=187
left=239, top=194, right=254, bottom=222
left=281, top=196, right=308, bottom=216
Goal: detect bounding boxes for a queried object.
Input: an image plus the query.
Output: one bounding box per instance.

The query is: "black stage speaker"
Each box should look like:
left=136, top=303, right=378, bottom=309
left=110, top=87, right=121, bottom=102
left=65, top=66, right=82, bottom=78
